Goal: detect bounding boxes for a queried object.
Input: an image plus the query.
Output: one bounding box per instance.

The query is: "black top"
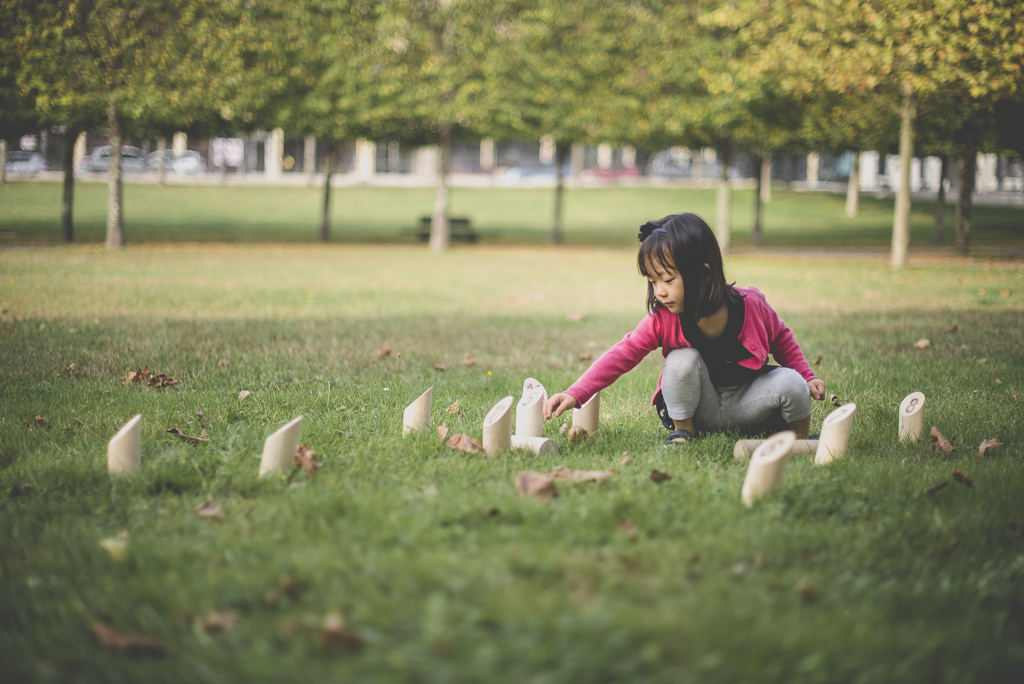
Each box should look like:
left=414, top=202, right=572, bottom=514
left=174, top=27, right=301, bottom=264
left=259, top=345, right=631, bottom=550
left=681, top=292, right=774, bottom=387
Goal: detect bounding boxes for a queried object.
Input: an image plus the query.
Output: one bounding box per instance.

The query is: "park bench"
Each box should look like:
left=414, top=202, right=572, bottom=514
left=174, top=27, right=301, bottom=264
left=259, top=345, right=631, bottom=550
left=417, top=216, right=478, bottom=243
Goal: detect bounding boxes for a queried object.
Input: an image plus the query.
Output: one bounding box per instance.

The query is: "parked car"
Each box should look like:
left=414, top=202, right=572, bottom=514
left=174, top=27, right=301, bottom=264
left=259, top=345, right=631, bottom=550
left=501, top=163, right=573, bottom=184
left=79, top=146, right=151, bottom=173
left=645, top=150, right=743, bottom=180
left=5, top=150, right=46, bottom=175
left=146, top=149, right=206, bottom=174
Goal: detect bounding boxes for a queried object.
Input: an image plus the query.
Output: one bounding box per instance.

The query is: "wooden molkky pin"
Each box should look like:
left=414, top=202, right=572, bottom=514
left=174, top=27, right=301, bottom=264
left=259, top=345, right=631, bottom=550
left=814, top=403, right=857, bottom=464
left=741, top=430, right=796, bottom=508
left=403, top=387, right=433, bottom=436
left=734, top=438, right=818, bottom=461
left=258, top=416, right=303, bottom=477
left=572, top=392, right=600, bottom=435
left=482, top=396, right=514, bottom=456
left=898, top=392, right=926, bottom=442
left=108, top=414, right=142, bottom=476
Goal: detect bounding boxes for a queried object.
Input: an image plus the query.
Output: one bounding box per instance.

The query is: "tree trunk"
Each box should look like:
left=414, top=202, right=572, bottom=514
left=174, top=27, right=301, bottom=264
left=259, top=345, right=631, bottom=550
left=715, top=146, right=731, bottom=254
left=428, top=124, right=452, bottom=252
left=845, top=152, right=860, bottom=218
left=759, top=154, right=771, bottom=203
left=61, top=133, right=76, bottom=242
left=550, top=143, right=569, bottom=245
left=752, top=153, right=763, bottom=246
left=955, top=151, right=976, bottom=255
left=932, top=156, right=947, bottom=244
left=305, top=135, right=316, bottom=187
left=890, top=82, right=915, bottom=269
left=105, top=105, right=124, bottom=249
left=319, top=145, right=336, bottom=243
left=156, top=137, right=166, bottom=186
left=0, top=139, right=6, bottom=184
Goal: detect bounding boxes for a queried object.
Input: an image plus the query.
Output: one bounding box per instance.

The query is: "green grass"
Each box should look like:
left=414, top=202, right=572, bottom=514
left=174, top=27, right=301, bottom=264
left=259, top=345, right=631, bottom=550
left=2, top=244, right=1024, bottom=682
left=2, top=180, right=1023, bottom=249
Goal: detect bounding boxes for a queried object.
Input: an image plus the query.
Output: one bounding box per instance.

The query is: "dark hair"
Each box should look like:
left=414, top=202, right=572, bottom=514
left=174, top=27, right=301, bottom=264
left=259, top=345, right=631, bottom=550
left=636, top=213, right=738, bottom=323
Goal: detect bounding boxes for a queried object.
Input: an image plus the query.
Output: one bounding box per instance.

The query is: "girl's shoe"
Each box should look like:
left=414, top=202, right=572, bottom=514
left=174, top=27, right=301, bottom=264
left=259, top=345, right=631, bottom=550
left=664, top=428, right=696, bottom=446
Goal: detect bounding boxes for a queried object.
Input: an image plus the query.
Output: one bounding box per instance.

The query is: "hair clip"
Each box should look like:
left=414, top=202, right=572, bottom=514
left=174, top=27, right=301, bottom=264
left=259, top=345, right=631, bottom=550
left=637, top=223, right=668, bottom=242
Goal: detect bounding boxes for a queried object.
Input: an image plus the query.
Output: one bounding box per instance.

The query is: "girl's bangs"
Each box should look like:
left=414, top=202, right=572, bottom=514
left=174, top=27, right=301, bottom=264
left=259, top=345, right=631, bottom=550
left=637, top=235, right=674, bottom=278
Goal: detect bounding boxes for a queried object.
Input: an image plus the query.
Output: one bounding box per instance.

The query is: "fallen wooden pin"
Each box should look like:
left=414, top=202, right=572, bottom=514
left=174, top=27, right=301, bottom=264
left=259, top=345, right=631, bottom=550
left=510, top=435, right=559, bottom=456
left=741, top=431, right=796, bottom=508
left=482, top=396, right=514, bottom=456
left=108, top=414, right=142, bottom=476
left=814, top=403, right=857, bottom=464
left=403, top=387, right=432, bottom=436
left=734, top=439, right=818, bottom=461
left=572, top=392, right=600, bottom=436
left=259, top=416, right=303, bottom=477
left=898, top=391, right=926, bottom=442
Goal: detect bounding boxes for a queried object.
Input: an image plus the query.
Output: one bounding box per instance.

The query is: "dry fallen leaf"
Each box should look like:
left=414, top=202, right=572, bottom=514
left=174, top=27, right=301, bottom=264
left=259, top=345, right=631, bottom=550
left=446, top=401, right=460, bottom=415
left=238, top=390, right=251, bottom=400
left=951, top=468, right=973, bottom=488
left=994, top=379, right=1002, bottom=385
left=294, top=444, right=321, bottom=480
left=549, top=468, right=614, bottom=483
left=945, top=324, right=958, bottom=332
left=515, top=472, right=559, bottom=500
left=797, top=579, right=820, bottom=603
left=322, top=614, right=365, bottom=653
left=126, top=366, right=151, bottom=383
left=927, top=481, right=948, bottom=495
left=463, top=354, right=477, bottom=367
left=279, top=575, right=306, bottom=599
left=378, top=346, right=391, bottom=359
left=148, top=374, right=179, bottom=389
left=913, top=338, right=931, bottom=349
left=619, top=454, right=630, bottom=466
left=166, top=428, right=208, bottom=445
left=434, top=363, right=448, bottom=371
left=99, top=537, right=128, bottom=561
left=33, top=415, right=48, bottom=427
left=446, top=433, right=484, bottom=454
left=437, top=423, right=449, bottom=442
left=618, top=519, right=638, bottom=538
left=929, top=426, right=954, bottom=456
left=979, top=438, right=1003, bottom=456
left=650, top=469, right=672, bottom=484
left=201, top=610, right=240, bottom=633
left=218, top=358, right=230, bottom=367
left=1000, top=290, right=1011, bottom=297
left=194, top=502, right=224, bottom=522
left=567, top=425, right=589, bottom=444
left=577, top=352, right=592, bottom=361
left=812, top=355, right=823, bottom=365
left=67, top=363, right=78, bottom=373
left=92, top=623, right=166, bottom=656
left=567, top=311, right=589, bottom=321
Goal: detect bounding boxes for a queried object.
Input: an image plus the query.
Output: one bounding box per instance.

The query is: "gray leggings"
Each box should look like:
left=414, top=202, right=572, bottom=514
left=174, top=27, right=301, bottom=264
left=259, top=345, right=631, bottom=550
left=662, top=347, right=811, bottom=433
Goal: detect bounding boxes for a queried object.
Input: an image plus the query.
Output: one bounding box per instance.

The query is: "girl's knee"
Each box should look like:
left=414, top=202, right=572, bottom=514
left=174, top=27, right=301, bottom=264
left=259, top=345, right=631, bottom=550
left=775, top=369, right=811, bottom=418
left=663, top=347, right=704, bottom=378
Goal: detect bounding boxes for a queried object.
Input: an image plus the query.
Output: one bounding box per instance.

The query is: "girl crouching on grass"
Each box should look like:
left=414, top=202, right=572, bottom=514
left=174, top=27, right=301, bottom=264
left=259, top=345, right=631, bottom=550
left=543, top=213, right=826, bottom=446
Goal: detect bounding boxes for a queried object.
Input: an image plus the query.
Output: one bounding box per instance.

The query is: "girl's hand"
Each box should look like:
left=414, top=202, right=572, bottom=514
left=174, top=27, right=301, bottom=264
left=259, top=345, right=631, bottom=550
left=544, top=393, right=578, bottom=419
left=807, top=379, right=826, bottom=400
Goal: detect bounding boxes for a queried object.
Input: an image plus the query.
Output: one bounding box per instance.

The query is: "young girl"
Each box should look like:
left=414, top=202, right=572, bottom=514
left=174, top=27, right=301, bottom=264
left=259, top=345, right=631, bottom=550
left=543, top=213, right=826, bottom=445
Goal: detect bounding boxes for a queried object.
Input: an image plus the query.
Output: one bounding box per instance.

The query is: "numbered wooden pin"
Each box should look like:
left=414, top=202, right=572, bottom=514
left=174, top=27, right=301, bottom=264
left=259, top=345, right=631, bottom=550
left=403, top=387, right=433, bottom=436
left=510, top=435, right=559, bottom=456
left=898, top=392, right=926, bottom=442
left=814, top=403, right=857, bottom=464
left=482, top=396, right=514, bottom=456
left=734, top=439, right=818, bottom=461
left=258, top=416, right=303, bottom=477
left=522, top=377, right=547, bottom=403
left=572, top=392, right=600, bottom=435
left=107, top=414, right=142, bottom=476
left=516, top=389, right=545, bottom=438
left=741, top=430, right=796, bottom=508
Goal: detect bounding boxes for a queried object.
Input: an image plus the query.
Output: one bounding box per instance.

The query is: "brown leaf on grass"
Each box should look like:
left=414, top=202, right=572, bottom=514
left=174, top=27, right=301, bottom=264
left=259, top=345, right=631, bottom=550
left=549, top=468, right=614, bottom=483
left=446, top=401, right=460, bottom=415
left=194, top=502, right=224, bottom=522
left=913, top=338, right=931, bottom=349
left=619, top=454, right=630, bottom=467
left=930, top=426, right=954, bottom=456
left=979, top=439, right=1003, bottom=456
left=67, top=363, right=78, bottom=373
left=995, top=378, right=1002, bottom=385
left=92, top=623, right=166, bottom=656
left=218, top=358, right=229, bottom=367
left=148, top=374, right=179, bottom=388
left=618, top=519, right=638, bottom=538
left=463, top=354, right=477, bottom=368
left=126, top=366, right=151, bottom=383
left=797, top=579, right=820, bottom=603
left=322, top=615, right=364, bottom=653
left=567, top=311, right=588, bottom=321
left=446, top=433, right=484, bottom=454
left=951, top=468, right=973, bottom=487
left=1000, top=290, right=1011, bottom=297
left=33, top=415, right=48, bottom=427
left=434, top=363, right=448, bottom=371
left=166, top=428, right=208, bottom=446
left=945, top=324, right=958, bottom=332
left=437, top=423, right=449, bottom=442
left=978, top=358, right=988, bottom=364
left=577, top=352, right=593, bottom=361
left=812, top=355, right=823, bottom=365
left=238, top=390, right=251, bottom=400
left=201, top=610, right=240, bottom=633
left=515, top=472, right=559, bottom=500
left=927, top=481, right=948, bottom=495
left=650, top=469, right=672, bottom=484
left=378, top=346, right=391, bottom=358
left=294, top=444, right=321, bottom=480
left=279, top=575, right=306, bottom=599
left=567, top=425, right=589, bottom=444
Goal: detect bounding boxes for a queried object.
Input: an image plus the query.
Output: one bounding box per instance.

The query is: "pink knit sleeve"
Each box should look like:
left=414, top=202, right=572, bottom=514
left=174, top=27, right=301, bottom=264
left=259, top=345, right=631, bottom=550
left=565, top=314, right=663, bottom=407
left=765, top=307, right=816, bottom=382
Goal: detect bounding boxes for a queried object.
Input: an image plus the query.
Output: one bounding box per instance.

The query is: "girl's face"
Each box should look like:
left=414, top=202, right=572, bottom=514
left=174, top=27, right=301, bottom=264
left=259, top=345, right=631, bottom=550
left=645, top=255, right=684, bottom=314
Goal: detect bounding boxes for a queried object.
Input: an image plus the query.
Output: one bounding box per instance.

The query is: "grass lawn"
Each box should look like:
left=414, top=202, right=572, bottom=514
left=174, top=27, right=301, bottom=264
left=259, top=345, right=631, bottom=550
left=2, top=180, right=1023, bottom=249
left=1, top=243, right=1023, bottom=682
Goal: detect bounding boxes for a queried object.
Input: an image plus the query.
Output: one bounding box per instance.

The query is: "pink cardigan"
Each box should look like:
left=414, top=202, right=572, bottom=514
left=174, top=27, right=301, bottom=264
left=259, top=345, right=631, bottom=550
left=565, top=287, right=817, bottom=407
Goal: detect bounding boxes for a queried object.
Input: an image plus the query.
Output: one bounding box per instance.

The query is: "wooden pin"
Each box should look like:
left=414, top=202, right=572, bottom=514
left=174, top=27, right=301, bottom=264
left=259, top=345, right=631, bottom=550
left=258, top=416, right=303, bottom=477
left=522, top=377, right=547, bottom=403
left=107, top=414, right=142, bottom=476
left=482, top=396, right=514, bottom=456
left=572, top=392, right=600, bottom=435
left=516, top=389, right=545, bottom=438
left=734, top=439, right=818, bottom=461
left=510, top=435, right=559, bottom=456
left=403, top=387, right=433, bottom=436
left=898, top=392, right=926, bottom=442
left=814, top=403, right=857, bottom=464
left=741, top=430, right=796, bottom=508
